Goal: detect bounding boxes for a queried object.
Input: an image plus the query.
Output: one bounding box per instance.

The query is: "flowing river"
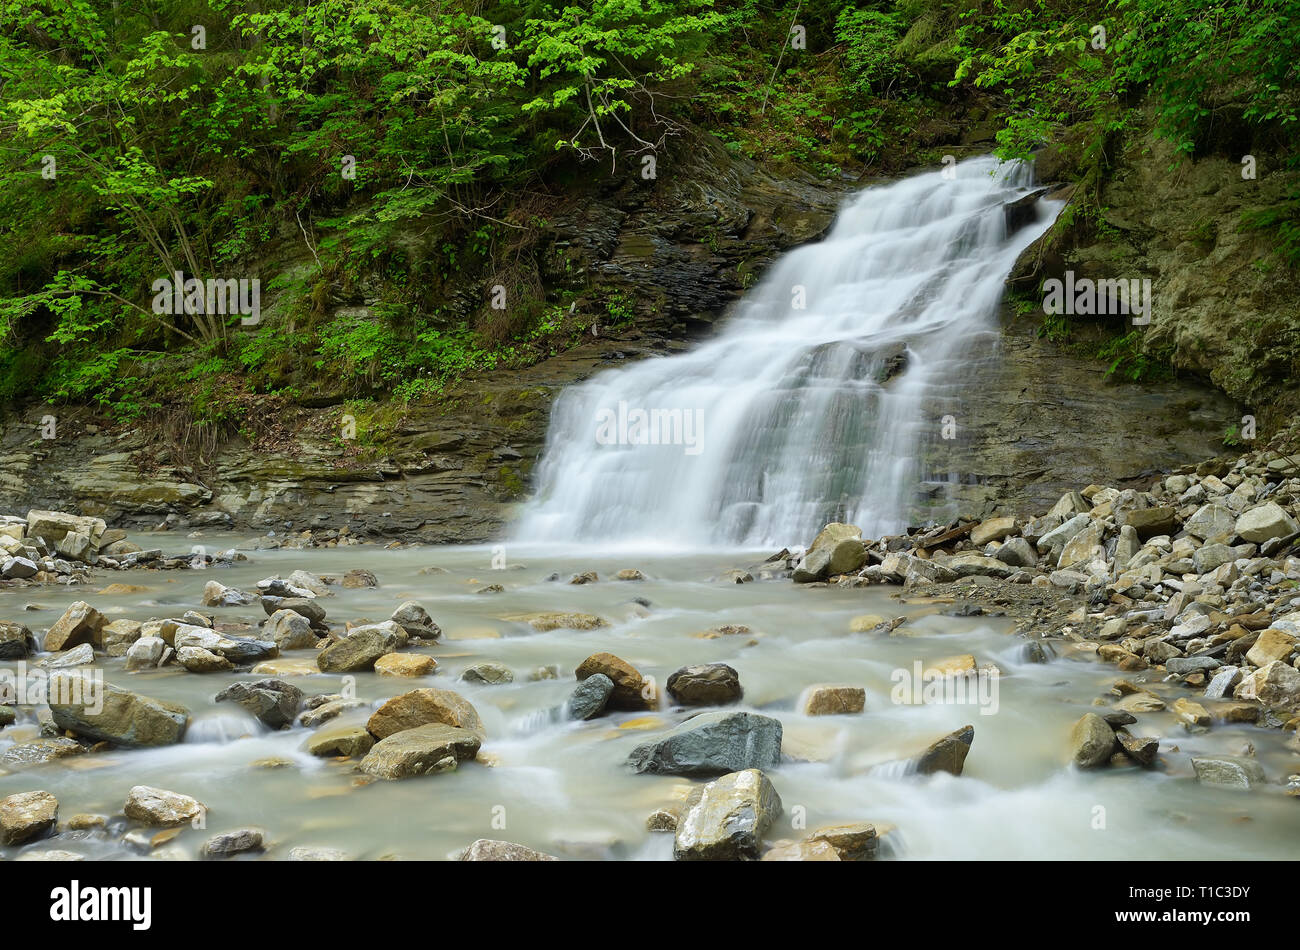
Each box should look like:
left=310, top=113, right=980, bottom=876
left=1, top=541, right=1298, bottom=860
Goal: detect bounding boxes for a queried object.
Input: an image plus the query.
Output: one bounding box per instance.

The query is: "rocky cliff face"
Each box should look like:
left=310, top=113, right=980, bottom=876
left=1024, top=124, right=1300, bottom=431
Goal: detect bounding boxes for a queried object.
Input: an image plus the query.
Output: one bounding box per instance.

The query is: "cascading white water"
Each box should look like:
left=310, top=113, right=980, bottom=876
left=516, top=156, right=1064, bottom=548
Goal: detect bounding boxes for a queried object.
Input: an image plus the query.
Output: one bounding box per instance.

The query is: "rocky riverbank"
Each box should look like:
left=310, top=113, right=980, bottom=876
left=789, top=421, right=1300, bottom=790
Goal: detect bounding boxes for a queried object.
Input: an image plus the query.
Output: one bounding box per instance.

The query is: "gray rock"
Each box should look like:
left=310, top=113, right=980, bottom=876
left=565, top=673, right=615, bottom=720
left=1204, top=666, right=1243, bottom=699
left=460, top=662, right=514, bottom=685
left=316, top=624, right=399, bottom=672
left=1191, top=756, right=1266, bottom=789
left=994, top=536, right=1037, bottom=568
left=1235, top=503, right=1299, bottom=544
left=1165, top=655, right=1221, bottom=674
left=459, top=839, right=558, bottom=861
left=200, top=828, right=264, bottom=859
left=390, top=601, right=441, bottom=640
left=627, top=710, right=782, bottom=776
left=1185, top=503, right=1236, bottom=541
left=214, top=679, right=303, bottom=729
left=263, top=609, right=318, bottom=650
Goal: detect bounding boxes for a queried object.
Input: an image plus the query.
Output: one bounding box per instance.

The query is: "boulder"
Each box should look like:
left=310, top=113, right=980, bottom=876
left=915, top=724, right=975, bottom=775
left=50, top=677, right=189, bottom=746
left=306, top=723, right=375, bottom=757
left=390, top=602, right=441, bottom=640
left=214, top=679, right=303, bottom=729
left=461, top=662, right=514, bottom=685
left=674, top=769, right=782, bottom=861
left=316, top=624, right=400, bottom=673
left=1245, top=629, right=1297, bottom=668
left=800, top=685, right=865, bottom=716
left=358, top=723, right=481, bottom=779
left=43, top=601, right=106, bottom=652
left=1069, top=713, right=1116, bottom=768
left=1120, top=506, right=1177, bottom=539
left=627, top=710, right=782, bottom=776
left=123, top=786, right=205, bottom=826
left=0, top=621, right=34, bottom=659
left=459, top=839, right=558, bottom=861
left=666, top=664, right=744, bottom=706
left=1234, top=660, right=1300, bottom=705
left=366, top=688, right=486, bottom=740
left=0, top=790, right=58, bottom=845
left=200, top=828, right=264, bottom=859
left=970, top=516, right=1017, bottom=546
left=1185, top=503, right=1236, bottom=541
left=124, top=636, right=166, bottom=671
left=1191, top=756, right=1266, bottom=790
left=177, top=646, right=234, bottom=673
left=576, top=653, right=655, bottom=710
left=201, top=581, right=257, bottom=607
left=1234, top=503, right=1299, bottom=544
left=566, top=673, right=615, bottom=720
left=374, top=653, right=437, bottom=677
left=263, top=609, right=318, bottom=650
left=793, top=523, right=866, bottom=582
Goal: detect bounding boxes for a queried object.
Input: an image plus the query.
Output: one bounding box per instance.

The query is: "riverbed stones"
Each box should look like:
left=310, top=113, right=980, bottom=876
left=1234, top=503, right=1299, bottom=544
left=202, top=581, right=257, bottom=607
left=1191, top=756, right=1266, bottom=789
left=793, top=523, right=866, bottom=582
left=673, top=768, right=782, bottom=861
left=374, top=653, right=437, bottom=677
left=666, top=664, right=743, bottom=706
left=341, top=569, right=378, bottom=588
left=1, top=555, right=37, bottom=579
left=263, top=596, right=327, bottom=628
left=0, top=621, right=33, bottom=659
left=316, top=623, right=400, bottom=672
left=1204, top=666, right=1243, bottom=699
left=1246, top=629, right=1297, bottom=668
left=0, top=791, right=58, bottom=845
left=971, top=516, right=1017, bottom=546
left=459, top=839, right=558, bottom=861
left=264, top=609, right=318, bottom=650
left=214, top=679, right=303, bottom=729
left=1234, top=660, right=1300, bottom=704
left=1114, top=730, right=1159, bottom=767
left=178, top=645, right=234, bottom=673
left=1069, top=713, right=1118, bottom=768
left=124, top=786, right=205, bottom=826
left=576, top=652, right=655, bottom=709
left=1037, top=514, right=1091, bottom=559
left=50, top=678, right=189, bottom=746
left=366, top=688, right=486, bottom=740
left=306, top=723, right=374, bottom=757
left=43, top=601, right=106, bottom=651
left=566, top=673, right=614, bottom=720
left=1120, top=506, right=1177, bottom=539
left=627, top=710, right=782, bottom=776
left=1172, top=697, right=1211, bottom=728
left=200, top=828, right=264, bottom=859
left=505, top=611, right=610, bottom=632
left=390, top=602, right=441, bottom=640
left=173, top=625, right=278, bottom=664
left=915, top=725, right=975, bottom=775
left=124, top=636, right=165, bottom=671
left=995, top=536, right=1037, bottom=567
left=461, top=662, right=513, bottom=685
left=358, top=723, right=481, bottom=779
left=800, top=685, right=865, bottom=716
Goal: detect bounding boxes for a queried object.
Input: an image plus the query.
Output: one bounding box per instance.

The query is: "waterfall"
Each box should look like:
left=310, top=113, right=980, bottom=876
left=516, top=156, right=1064, bottom=548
